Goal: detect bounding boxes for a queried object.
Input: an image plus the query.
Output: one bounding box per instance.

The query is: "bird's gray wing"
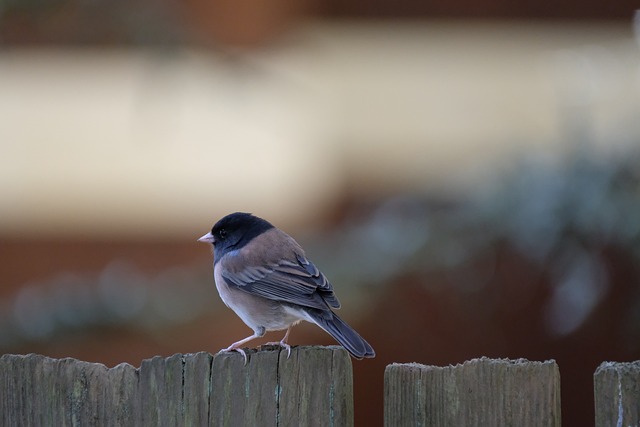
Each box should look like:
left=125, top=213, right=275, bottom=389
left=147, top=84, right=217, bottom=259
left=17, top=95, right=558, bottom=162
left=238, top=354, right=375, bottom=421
left=220, top=253, right=341, bottom=310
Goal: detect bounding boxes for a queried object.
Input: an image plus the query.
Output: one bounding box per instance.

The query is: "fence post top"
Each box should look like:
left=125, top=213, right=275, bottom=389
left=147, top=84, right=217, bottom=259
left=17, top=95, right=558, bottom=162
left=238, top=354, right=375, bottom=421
left=386, top=356, right=558, bottom=372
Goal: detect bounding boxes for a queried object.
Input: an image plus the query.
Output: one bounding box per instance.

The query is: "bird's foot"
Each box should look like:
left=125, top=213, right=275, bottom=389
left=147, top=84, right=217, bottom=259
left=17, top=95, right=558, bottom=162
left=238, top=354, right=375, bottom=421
left=219, top=345, right=248, bottom=365
left=264, top=340, right=292, bottom=358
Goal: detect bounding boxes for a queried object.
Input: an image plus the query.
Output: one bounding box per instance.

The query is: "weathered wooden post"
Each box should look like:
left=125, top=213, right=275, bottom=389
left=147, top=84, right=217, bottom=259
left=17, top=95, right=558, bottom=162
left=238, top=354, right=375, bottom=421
left=0, top=345, right=353, bottom=427
left=384, top=357, right=561, bottom=427
left=210, top=345, right=353, bottom=426
left=594, top=361, right=640, bottom=427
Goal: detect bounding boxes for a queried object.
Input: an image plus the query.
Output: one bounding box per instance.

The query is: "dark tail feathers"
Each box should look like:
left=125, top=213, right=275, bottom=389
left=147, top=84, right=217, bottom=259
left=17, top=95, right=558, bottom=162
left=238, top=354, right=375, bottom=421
left=307, top=309, right=375, bottom=359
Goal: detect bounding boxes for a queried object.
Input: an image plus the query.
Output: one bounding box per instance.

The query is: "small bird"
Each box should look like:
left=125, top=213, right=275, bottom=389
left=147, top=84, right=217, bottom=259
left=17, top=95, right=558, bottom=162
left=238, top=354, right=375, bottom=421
left=198, top=212, right=375, bottom=361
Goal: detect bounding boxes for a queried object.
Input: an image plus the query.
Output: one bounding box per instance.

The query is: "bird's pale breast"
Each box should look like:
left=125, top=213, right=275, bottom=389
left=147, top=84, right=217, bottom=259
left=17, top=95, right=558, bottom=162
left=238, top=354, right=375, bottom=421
left=214, top=263, right=304, bottom=332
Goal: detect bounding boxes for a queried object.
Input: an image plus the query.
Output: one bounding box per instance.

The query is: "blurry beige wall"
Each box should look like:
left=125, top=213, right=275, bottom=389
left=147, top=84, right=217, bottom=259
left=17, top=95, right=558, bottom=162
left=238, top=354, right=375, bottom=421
left=1, top=21, right=638, bottom=238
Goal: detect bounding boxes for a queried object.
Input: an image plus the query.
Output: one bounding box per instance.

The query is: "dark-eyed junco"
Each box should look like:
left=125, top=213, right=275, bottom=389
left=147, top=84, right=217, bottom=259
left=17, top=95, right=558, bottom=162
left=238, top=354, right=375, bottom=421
left=198, top=212, right=375, bottom=361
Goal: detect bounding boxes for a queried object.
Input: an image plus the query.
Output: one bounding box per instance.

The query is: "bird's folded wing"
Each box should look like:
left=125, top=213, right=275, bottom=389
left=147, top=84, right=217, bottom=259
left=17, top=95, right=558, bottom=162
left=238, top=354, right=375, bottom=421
left=221, top=254, right=341, bottom=310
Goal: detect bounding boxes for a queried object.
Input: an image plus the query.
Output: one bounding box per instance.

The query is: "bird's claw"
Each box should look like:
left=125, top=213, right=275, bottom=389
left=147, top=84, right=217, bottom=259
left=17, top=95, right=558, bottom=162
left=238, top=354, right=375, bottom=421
left=219, top=346, right=248, bottom=365
left=265, top=341, right=292, bottom=359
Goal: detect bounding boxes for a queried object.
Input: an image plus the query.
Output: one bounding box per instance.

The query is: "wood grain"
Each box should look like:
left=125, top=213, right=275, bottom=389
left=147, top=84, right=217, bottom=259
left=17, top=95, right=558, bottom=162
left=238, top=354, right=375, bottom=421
left=384, top=357, right=561, bottom=427
left=594, top=361, right=640, bottom=427
left=0, top=346, right=353, bottom=427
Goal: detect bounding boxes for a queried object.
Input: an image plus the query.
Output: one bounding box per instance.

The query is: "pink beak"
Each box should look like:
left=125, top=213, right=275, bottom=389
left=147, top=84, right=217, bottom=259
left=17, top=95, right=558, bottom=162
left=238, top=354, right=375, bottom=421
left=197, top=232, right=215, bottom=243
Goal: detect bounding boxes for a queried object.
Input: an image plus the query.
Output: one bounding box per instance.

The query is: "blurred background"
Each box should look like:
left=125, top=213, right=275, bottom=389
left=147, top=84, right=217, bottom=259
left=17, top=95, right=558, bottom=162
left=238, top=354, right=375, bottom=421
left=2, top=0, right=640, bottom=425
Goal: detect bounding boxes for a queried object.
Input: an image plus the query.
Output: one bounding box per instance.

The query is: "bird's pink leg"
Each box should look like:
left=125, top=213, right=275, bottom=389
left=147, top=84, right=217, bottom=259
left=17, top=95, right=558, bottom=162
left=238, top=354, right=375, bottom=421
left=266, top=326, right=293, bottom=358
left=221, top=332, right=263, bottom=364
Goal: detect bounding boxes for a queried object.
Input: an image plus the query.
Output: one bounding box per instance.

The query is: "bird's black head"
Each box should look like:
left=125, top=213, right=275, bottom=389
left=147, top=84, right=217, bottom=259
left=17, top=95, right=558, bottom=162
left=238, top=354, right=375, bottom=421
left=207, top=212, right=274, bottom=261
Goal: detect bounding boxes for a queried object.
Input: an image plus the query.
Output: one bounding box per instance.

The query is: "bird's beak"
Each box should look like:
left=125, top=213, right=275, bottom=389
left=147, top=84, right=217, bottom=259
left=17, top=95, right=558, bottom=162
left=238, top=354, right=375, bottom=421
left=197, top=232, right=215, bottom=243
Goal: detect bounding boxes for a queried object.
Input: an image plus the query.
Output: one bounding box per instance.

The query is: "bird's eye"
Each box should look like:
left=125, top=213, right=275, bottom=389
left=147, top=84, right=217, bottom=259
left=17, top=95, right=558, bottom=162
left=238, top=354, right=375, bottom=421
left=218, top=229, right=227, bottom=239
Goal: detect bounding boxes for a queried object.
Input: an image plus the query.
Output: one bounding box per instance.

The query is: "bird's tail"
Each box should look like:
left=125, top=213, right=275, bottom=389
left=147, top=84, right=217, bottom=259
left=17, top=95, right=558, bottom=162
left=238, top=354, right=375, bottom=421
left=306, top=309, right=375, bottom=359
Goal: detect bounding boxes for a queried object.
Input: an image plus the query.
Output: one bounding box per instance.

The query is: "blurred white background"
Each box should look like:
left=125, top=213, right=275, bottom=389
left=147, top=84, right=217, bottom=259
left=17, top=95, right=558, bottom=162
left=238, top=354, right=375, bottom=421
left=2, top=21, right=638, bottom=238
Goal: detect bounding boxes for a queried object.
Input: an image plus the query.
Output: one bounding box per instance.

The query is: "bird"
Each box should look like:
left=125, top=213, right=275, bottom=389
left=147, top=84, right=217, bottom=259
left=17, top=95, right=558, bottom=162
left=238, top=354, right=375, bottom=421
left=198, top=212, right=375, bottom=362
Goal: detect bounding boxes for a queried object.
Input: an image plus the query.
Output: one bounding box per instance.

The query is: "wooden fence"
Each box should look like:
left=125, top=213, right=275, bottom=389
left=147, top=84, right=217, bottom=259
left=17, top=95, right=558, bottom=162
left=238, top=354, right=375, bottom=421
left=1, top=346, right=638, bottom=426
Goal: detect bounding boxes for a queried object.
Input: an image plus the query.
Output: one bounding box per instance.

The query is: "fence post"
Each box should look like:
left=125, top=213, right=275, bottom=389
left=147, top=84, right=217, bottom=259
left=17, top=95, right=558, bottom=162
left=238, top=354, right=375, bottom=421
left=384, top=357, right=561, bottom=427
left=210, top=345, right=353, bottom=426
left=0, top=345, right=353, bottom=427
left=594, top=361, right=640, bottom=427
